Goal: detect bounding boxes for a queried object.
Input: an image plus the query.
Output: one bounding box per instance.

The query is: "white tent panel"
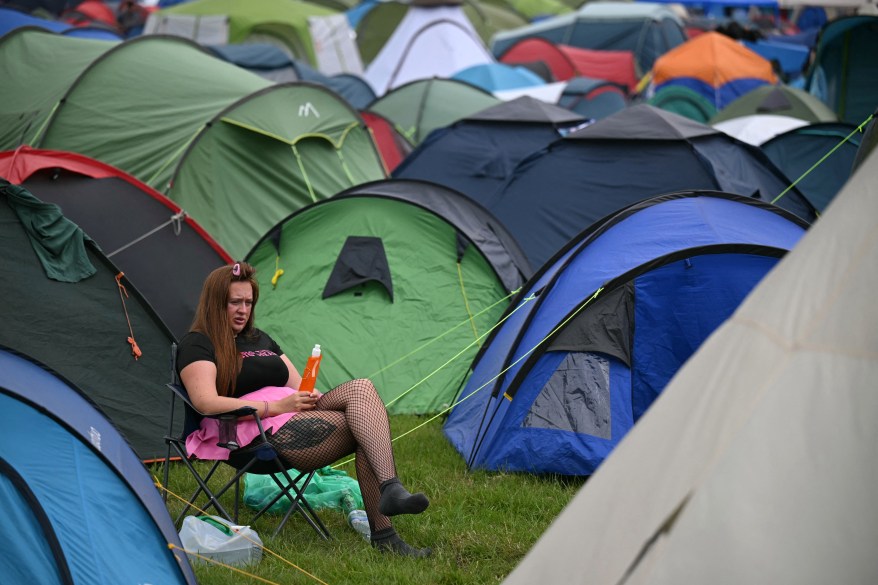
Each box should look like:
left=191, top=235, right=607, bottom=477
left=363, top=6, right=494, bottom=96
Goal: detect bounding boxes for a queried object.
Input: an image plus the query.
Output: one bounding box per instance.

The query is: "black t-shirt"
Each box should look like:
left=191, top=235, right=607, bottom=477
left=176, top=329, right=289, bottom=397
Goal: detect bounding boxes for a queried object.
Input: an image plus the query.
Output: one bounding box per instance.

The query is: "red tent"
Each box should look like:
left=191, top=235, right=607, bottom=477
left=499, top=37, right=640, bottom=95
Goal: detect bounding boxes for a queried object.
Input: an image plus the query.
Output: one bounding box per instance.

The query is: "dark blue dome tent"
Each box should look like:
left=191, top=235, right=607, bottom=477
left=0, top=346, right=196, bottom=584
left=393, top=95, right=585, bottom=204
left=444, top=191, right=808, bottom=476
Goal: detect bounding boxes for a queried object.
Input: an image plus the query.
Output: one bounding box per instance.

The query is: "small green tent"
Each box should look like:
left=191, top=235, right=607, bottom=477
left=246, top=179, right=531, bottom=414
left=367, top=78, right=501, bottom=145
left=710, top=85, right=838, bottom=124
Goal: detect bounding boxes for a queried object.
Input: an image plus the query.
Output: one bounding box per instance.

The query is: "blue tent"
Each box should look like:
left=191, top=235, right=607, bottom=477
left=477, top=104, right=817, bottom=269
left=0, top=8, right=122, bottom=40
left=0, top=346, right=196, bottom=584
left=743, top=39, right=810, bottom=81
left=393, top=95, right=584, bottom=202
left=760, top=122, right=861, bottom=213
left=451, top=62, right=545, bottom=93
left=443, top=191, right=808, bottom=476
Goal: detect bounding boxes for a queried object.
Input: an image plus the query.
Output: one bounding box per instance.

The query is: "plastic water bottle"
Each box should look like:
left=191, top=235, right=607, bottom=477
left=341, top=489, right=370, bottom=541
left=347, top=509, right=371, bottom=541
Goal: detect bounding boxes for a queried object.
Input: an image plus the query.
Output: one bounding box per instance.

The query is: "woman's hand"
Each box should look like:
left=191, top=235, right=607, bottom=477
left=275, top=391, right=319, bottom=414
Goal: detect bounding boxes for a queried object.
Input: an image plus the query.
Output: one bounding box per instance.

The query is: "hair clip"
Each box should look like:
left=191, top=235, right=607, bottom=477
left=232, top=262, right=241, bottom=276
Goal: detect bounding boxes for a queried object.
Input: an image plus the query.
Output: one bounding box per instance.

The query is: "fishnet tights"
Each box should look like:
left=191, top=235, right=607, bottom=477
left=266, top=378, right=395, bottom=532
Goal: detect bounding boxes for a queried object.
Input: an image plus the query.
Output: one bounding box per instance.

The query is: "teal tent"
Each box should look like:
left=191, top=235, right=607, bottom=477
left=805, top=15, right=878, bottom=125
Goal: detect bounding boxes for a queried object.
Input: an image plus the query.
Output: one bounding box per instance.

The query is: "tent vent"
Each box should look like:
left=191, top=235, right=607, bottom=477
left=323, top=236, right=393, bottom=301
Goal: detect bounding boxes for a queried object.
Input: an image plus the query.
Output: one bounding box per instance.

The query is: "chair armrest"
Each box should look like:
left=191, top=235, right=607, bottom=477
left=166, top=382, right=257, bottom=419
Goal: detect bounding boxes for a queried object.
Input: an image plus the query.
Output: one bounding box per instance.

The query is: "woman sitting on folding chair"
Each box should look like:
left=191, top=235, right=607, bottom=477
left=177, top=261, right=431, bottom=557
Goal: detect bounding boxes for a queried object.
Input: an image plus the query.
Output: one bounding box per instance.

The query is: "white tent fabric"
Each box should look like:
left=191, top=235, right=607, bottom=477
left=308, top=13, right=364, bottom=75
left=502, top=146, right=878, bottom=585
left=713, top=114, right=809, bottom=145
left=493, top=81, right=567, bottom=102
left=143, top=13, right=230, bottom=45
left=362, top=5, right=494, bottom=96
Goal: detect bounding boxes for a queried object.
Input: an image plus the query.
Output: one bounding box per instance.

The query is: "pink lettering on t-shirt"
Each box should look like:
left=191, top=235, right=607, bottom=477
left=239, top=350, right=277, bottom=358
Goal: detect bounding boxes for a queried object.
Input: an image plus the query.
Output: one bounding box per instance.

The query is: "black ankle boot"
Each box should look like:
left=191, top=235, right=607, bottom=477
left=371, top=528, right=432, bottom=558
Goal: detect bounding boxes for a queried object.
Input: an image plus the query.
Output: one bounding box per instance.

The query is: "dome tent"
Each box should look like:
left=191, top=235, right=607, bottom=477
left=34, top=35, right=386, bottom=258
left=0, top=181, right=180, bottom=461
left=246, top=179, right=531, bottom=414
left=0, top=146, right=233, bottom=339
left=0, top=346, right=196, bottom=584
left=479, top=104, right=818, bottom=269
left=444, top=190, right=808, bottom=476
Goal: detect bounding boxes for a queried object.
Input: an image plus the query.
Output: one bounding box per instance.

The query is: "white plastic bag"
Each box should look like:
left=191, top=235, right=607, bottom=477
left=178, top=515, right=263, bottom=566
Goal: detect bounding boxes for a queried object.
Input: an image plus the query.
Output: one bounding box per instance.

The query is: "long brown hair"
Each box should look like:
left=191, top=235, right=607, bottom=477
left=190, top=262, right=260, bottom=396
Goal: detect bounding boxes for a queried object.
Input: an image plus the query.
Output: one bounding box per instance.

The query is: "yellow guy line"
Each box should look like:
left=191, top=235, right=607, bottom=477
left=772, top=113, right=874, bottom=208
left=167, top=545, right=281, bottom=585
left=334, top=286, right=604, bottom=467
left=382, top=290, right=533, bottom=410
left=154, top=476, right=330, bottom=585
left=457, top=262, right=481, bottom=343
left=391, top=287, right=605, bottom=442
left=366, top=288, right=520, bottom=380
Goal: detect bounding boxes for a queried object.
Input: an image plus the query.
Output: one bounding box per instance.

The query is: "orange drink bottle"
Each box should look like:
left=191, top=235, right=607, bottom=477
left=299, top=344, right=322, bottom=392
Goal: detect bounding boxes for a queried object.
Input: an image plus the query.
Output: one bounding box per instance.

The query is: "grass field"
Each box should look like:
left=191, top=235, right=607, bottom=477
left=154, top=415, right=585, bottom=585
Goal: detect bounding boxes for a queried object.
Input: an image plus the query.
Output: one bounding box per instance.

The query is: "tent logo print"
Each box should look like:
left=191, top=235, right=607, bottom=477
left=299, top=102, right=320, bottom=118
left=89, top=426, right=102, bottom=450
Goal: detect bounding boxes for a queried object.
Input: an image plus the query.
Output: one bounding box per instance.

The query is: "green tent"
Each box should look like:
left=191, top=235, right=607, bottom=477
left=367, top=78, right=501, bottom=145
left=648, top=86, right=717, bottom=123
left=0, top=28, right=114, bottom=150
left=35, top=35, right=385, bottom=258
left=246, top=179, right=531, bottom=414
left=710, top=85, right=838, bottom=125
left=151, top=0, right=337, bottom=65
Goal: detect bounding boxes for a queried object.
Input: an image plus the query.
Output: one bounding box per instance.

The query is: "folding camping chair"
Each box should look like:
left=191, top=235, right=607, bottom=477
left=162, top=344, right=331, bottom=539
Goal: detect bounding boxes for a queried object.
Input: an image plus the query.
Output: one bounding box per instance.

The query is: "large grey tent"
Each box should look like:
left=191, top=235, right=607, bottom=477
left=501, top=131, right=878, bottom=585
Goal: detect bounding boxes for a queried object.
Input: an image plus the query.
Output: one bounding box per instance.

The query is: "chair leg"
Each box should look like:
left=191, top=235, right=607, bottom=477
left=174, top=460, right=234, bottom=526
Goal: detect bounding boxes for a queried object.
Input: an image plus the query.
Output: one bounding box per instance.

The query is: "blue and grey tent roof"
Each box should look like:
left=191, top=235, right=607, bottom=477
left=444, top=190, right=808, bottom=476
left=0, top=346, right=196, bottom=584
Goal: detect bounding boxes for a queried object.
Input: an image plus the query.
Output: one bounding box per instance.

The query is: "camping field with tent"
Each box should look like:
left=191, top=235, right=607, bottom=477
left=1, top=0, right=877, bottom=582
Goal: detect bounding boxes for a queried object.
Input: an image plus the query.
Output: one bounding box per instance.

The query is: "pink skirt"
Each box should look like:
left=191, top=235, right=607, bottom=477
left=185, top=386, right=299, bottom=460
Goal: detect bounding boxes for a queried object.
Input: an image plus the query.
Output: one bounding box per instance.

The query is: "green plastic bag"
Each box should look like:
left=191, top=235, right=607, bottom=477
left=243, top=467, right=364, bottom=515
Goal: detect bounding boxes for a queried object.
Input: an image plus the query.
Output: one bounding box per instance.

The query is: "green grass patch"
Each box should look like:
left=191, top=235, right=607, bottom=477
left=153, top=415, right=585, bottom=585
